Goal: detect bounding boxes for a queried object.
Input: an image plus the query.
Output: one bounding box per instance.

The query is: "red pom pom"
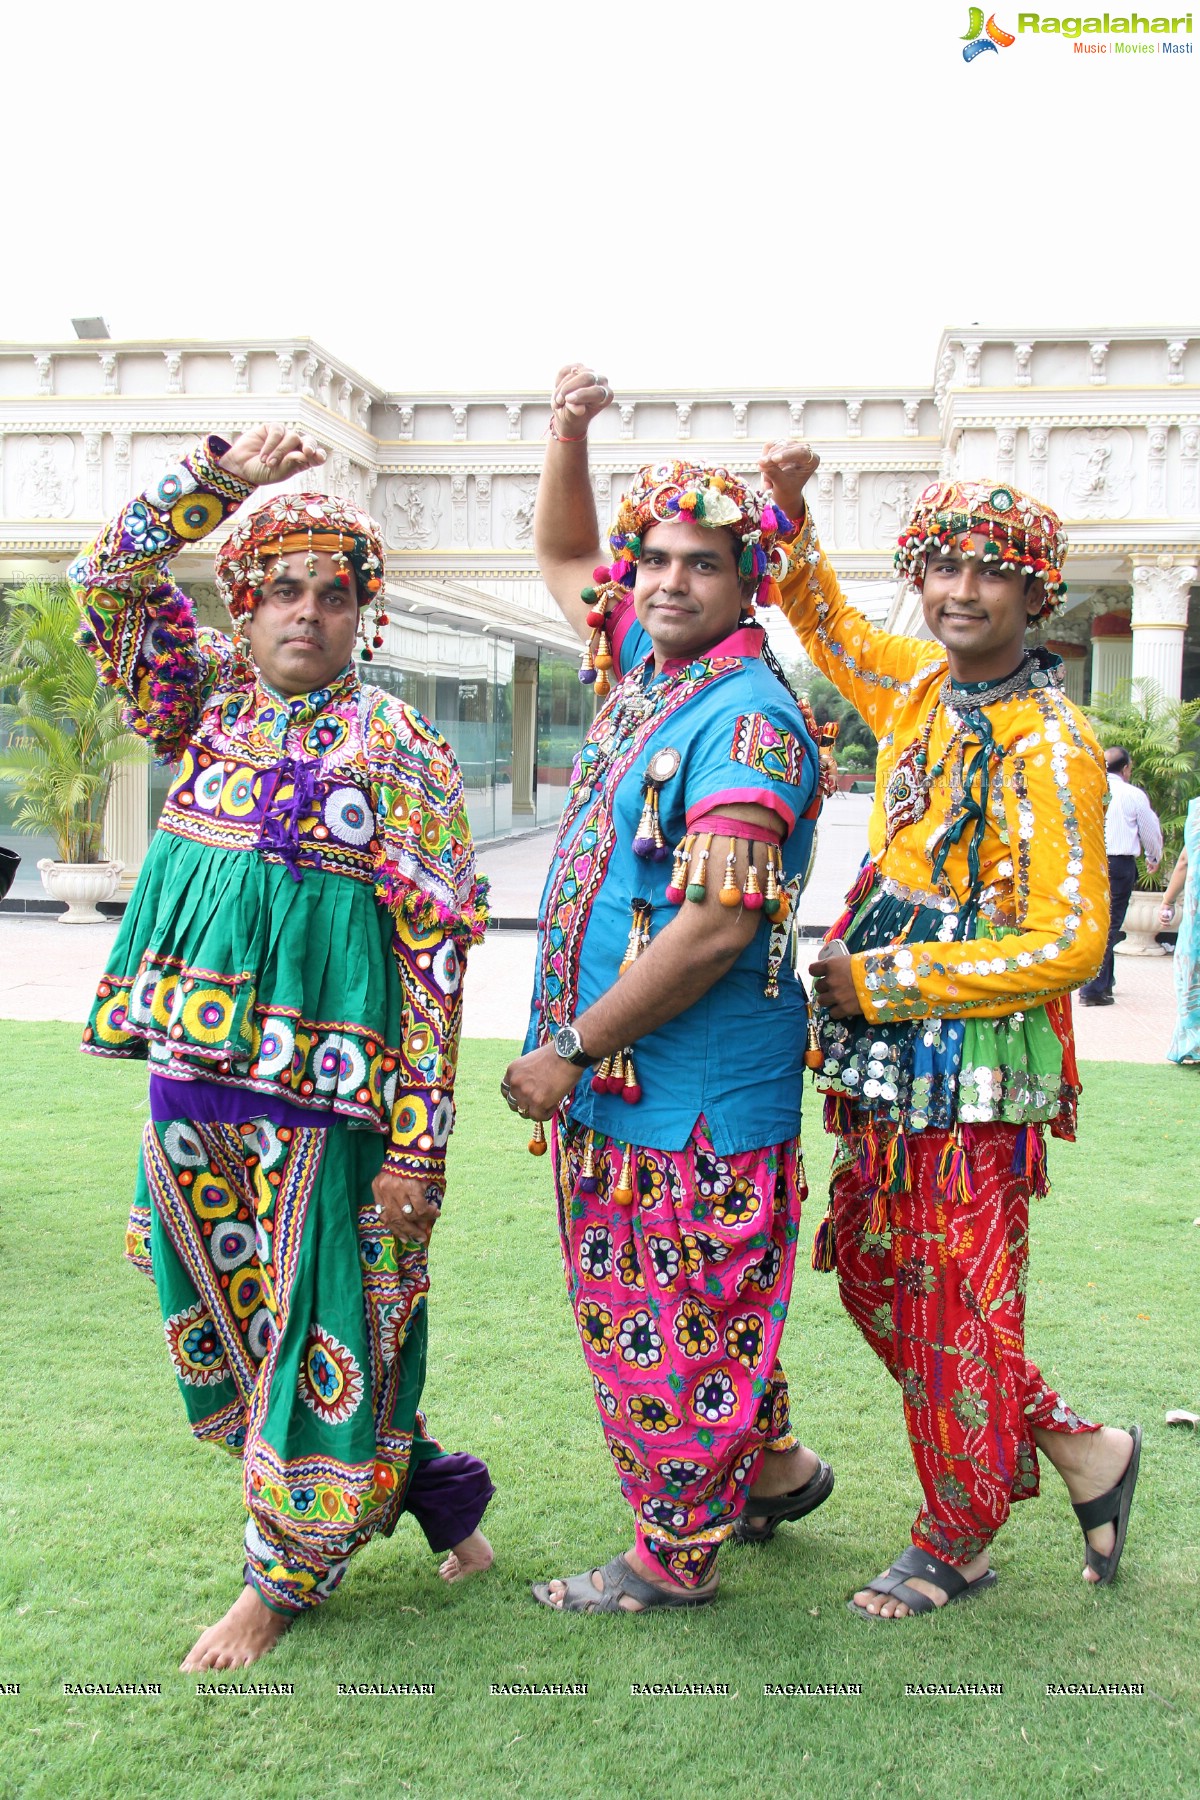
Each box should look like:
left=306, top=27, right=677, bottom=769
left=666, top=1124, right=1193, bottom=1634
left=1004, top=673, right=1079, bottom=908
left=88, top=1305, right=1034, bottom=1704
left=586, top=609, right=605, bottom=628
left=664, top=883, right=685, bottom=905
left=593, top=565, right=611, bottom=582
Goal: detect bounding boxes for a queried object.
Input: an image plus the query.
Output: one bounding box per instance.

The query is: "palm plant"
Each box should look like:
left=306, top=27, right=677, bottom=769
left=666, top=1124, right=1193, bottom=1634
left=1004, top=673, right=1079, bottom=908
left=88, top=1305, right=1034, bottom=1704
left=1086, top=681, right=1200, bottom=890
left=0, top=580, right=145, bottom=864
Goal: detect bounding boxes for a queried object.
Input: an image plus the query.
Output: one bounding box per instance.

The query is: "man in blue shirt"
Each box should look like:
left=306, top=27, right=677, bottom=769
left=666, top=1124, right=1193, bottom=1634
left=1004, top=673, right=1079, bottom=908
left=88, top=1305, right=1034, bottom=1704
left=502, top=365, right=834, bottom=1612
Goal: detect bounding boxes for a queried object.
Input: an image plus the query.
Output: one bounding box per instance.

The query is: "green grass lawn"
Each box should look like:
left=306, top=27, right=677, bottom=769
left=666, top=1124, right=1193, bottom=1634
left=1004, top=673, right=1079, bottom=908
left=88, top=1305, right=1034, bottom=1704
left=1, top=1025, right=1198, bottom=1800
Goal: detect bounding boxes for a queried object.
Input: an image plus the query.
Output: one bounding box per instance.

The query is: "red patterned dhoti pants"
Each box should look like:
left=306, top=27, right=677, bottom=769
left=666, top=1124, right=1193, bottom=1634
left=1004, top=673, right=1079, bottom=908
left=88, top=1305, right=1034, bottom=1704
left=831, top=1121, right=1098, bottom=1567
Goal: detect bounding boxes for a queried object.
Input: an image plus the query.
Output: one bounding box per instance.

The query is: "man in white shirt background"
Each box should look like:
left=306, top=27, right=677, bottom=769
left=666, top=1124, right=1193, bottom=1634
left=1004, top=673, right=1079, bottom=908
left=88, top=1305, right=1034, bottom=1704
left=1078, top=746, right=1163, bottom=1007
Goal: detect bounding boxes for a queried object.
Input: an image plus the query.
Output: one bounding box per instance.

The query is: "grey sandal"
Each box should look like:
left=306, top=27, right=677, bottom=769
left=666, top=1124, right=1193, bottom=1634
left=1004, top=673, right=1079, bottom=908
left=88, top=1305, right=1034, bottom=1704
left=733, top=1459, right=835, bottom=1544
left=847, top=1544, right=998, bottom=1619
left=531, top=1554, right=717, bottom=1613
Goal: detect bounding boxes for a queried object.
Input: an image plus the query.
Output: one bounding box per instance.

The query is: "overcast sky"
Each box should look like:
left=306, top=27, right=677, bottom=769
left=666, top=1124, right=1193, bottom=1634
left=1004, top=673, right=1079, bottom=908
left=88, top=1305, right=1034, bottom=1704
left=5, top=0, right=1195, bottom=393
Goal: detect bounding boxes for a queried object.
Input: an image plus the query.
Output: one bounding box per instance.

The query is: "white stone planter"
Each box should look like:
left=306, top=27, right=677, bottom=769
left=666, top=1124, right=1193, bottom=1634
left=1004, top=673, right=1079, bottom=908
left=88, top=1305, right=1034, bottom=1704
left=1114, top=889, right=1170, bottom=957
left=37, top=858, right=124, bottom=923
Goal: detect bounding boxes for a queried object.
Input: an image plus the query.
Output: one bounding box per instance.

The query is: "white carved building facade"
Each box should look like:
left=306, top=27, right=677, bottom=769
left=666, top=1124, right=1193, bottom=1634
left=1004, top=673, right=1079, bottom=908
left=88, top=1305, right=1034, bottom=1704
left=1, top=326, right=1197, bottom=887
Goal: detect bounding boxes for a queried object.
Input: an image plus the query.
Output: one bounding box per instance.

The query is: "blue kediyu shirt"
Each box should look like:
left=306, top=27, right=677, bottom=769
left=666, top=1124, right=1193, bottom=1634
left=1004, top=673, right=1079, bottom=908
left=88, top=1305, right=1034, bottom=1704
left=524, top=601, right=820, bottom=1154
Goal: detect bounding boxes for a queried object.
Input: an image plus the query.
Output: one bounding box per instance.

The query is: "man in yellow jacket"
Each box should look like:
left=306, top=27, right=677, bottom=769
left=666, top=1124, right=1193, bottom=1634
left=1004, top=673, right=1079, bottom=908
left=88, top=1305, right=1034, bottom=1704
left=760, top=449, right=1140, bottom=1620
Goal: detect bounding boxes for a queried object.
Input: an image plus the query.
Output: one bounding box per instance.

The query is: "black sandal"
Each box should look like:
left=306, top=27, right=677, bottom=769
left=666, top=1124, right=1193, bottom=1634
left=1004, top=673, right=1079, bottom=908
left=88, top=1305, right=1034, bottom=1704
left=848, top=1544, right=997, bottom=1618
left=1071, top=1424, right=1141, bottom=1586
left=733, top=1459, right=835, bottom=1544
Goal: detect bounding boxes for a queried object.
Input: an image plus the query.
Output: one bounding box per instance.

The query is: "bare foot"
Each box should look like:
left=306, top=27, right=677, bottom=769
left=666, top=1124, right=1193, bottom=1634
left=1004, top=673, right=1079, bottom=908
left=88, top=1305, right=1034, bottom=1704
left=851, top=1548, right=991, bottom=1619
left=1034, top=1424, right=1136, bottom=1582
left=439, top=1528, right=494, bottom=1583
left=542, top=1548, right=717, bottom=1612
left=180, top=1584, right=292, bottom=1672
left=744, top=1442, right=822, bottom=1534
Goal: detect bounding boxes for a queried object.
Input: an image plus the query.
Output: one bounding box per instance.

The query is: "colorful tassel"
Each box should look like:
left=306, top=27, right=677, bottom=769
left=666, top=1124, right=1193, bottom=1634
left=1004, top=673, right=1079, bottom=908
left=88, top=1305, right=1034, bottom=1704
left=620, top=1050, right=642, bottom=1105
left=591, top=1053, right=615, bottom=1095
left=612, top=1145, right=635, bottom=1206
left=867, top=1182, right=888, bottom=1238
left=936, top=1130, right=975, bottom=1204
left=823, top=1092, right=853, bottom=1137
left=883, top=1129, right=911, bottom=1196
left=666, top=836, right=692, bottom=906
left=743, top=858, right=764, bottom=912
left=718, top=841, right=741, bottom=908
left=811, top=1206, right=836, bottom=1273
left=528, top=1120, right=547, bottom=1157
left=686, top=833, right=713, bottom=903
left=578, top=1134, right=599, bottom=1193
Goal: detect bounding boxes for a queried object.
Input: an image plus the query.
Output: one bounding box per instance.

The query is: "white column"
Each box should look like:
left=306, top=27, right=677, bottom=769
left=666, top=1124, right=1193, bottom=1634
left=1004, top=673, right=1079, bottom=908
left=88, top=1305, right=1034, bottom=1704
left=103, top=759, right=150, bottom=892
left=1129, top=557, right=1196, bottom=705
left=1089, top=612, right=1132, bottom=700
left=1045, top=640, right=1086, bottom=704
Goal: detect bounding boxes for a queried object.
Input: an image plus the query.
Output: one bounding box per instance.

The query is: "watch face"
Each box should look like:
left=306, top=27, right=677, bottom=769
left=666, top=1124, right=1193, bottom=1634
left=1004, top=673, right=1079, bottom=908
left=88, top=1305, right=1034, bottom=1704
left=554, top=1025, right=580, bottom=1059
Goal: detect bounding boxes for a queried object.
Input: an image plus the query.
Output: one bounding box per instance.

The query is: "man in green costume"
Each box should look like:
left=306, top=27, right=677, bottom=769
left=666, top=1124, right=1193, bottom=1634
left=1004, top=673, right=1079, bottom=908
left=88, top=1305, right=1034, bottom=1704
left=71, top=426, right=493, bottom=1669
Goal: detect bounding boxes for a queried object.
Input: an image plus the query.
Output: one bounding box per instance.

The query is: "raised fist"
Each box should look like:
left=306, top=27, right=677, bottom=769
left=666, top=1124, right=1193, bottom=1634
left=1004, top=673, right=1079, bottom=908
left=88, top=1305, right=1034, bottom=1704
left=219, top=424, right=327, bottom=488
left=550, top=363, right=613, bottom=442
left=758, top=441, right=821, bottom=519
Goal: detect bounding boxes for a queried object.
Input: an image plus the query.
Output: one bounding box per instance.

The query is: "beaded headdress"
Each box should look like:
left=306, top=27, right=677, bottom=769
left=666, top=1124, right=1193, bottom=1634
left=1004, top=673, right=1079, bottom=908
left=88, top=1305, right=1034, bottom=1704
left=215, top=492, right=390, bottom=661
left=894, top=479, right=1068, bottom=617
left=579, top=461, right=795, bottom=696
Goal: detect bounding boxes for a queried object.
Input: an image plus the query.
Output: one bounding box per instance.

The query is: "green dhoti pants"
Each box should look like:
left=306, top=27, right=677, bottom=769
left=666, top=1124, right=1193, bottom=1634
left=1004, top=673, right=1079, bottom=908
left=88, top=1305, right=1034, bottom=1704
left=132, top=1111, right=441, bottom=1612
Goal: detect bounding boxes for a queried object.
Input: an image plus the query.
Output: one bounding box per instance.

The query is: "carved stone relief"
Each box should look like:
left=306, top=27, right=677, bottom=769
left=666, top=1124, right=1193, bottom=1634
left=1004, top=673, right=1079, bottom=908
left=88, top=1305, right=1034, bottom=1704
left=1166, top=339, right=1186, bottom=384
left=1147, top=421, right=1168, bottom=514
left=1029, top=427, right=1049, bottom=496
left=846, top=400, right=863, bottom=438
left=842, top=471, right=860, bottom=547
left=18, top=435, right=75, bottom=519
left=1014, top=342, right=1032, bottom=387
left=83, top=432, right=103, bottom=513
left=451, top=406, right=468, bottom=442
left=592, top=470, right=612, bottom=535
left=869, top=474, right=916, bottom=547
left=384, top=476, right=441, bottom=549
left=1063, top=427, right=1133, bottom=521
left=34, top=355, right=53, bottom=396
left=503, top=476, right=539, bottom=549
left=1088, top=340, right=1109, bottom=386
left=788, top=400, right=805, bottom=436
left=962, top=342, right=981, bottom=388
left=394, top=404, right=414, bottom=440
left=996, top=429, right=1016, bottom=485
left=301, top=354, right=319, bottom=399
left=675, top=403, right=692, bottom=441
left=731, top=402, right=748, bottom=441
left=164, top=352, right=183, bottom=394
left=1181, top=425, right=1199, bottom=513
left=475, top=472, right=492, bottom=546
left=619, top=404, right=635, bottom=441
left=451, top=471, right=468, bottom=545
left=100, top=353, right=119, bottom=395
left=276, top=351, right=295, bottom=394
left=903, top=401, right=920, bottom=438
left=338, top=379, right=354, bottom=419
left=506, top=406, right=522, bottom=442
left=230, top=352, right=249, bottom=394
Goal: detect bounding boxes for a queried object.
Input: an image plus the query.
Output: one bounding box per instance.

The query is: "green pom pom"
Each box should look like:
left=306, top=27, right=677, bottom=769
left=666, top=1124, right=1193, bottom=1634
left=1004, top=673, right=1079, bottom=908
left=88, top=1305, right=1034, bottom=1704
left=764, top=895, right=781, bottom=917
left=581, top=585, right=597, bottom=603
left=692, top=493, right=706, bottom=520
left=685, top=883, right=707, bottom=903
left=738, top=543, right=756, bottom=579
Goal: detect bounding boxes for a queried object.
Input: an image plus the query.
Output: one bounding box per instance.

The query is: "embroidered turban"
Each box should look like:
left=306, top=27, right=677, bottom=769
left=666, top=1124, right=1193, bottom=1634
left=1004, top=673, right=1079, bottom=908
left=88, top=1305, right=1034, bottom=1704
left=895, top=479, right=1068, bottom=616
left=602, top=461, right=796, bottom=606
left=215, top=491, right=386, bottom=619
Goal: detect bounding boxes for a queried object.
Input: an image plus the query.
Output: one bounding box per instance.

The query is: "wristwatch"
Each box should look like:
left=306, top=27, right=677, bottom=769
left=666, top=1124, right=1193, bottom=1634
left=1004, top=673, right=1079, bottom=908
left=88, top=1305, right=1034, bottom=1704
left=552, top=1022, right=595, bottom=1067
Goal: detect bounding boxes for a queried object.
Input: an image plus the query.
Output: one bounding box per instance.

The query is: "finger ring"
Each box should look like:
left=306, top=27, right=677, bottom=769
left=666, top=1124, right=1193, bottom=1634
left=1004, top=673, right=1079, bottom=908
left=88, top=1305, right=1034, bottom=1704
left=518, top=1107, right=530, bottom=1119
left=402, top=1203, right=414, bottom=1215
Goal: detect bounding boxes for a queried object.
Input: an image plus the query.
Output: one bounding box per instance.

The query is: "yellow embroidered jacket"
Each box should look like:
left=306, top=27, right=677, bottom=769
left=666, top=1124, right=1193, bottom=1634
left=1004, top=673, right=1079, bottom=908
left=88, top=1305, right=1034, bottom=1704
left=777, top=513, right=1109, bottom=1028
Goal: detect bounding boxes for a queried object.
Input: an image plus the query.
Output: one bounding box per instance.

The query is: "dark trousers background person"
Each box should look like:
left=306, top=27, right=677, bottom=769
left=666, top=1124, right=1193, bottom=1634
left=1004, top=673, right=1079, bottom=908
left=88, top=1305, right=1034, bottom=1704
left=1079, top=853, right=1138, bottom=1004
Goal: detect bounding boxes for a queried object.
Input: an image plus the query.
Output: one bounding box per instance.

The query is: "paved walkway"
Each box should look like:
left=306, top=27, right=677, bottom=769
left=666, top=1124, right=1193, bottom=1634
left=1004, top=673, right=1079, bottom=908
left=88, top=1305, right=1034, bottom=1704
left=0, top=803, right=1183, bottom=1061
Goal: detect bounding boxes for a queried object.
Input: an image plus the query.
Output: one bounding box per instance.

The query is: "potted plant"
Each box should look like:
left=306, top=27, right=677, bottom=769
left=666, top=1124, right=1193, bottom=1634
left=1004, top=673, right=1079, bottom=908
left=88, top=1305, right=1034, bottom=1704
left=1086, top=681, right=1200, bottom=954
left=0, top=580, right=145, bottom=922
